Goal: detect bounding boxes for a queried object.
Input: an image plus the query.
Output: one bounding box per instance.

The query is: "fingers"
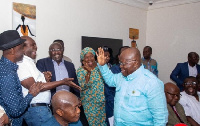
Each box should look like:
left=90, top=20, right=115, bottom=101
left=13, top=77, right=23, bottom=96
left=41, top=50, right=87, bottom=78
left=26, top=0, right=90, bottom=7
left=68, top=81, right=81, bottom=91
left=64, top=78, right=74, bottom=81
left=29, top=82, right=44, bottom=96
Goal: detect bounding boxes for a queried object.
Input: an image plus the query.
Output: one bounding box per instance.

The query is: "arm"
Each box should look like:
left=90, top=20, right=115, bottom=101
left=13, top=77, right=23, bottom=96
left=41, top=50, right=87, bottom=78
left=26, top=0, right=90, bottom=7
left=154, top=62, right=158, bottom=77
left=77, top=67, right=93, bottom=91
left=21, top=77, right=81, bottom=92
left=146, top=79, right=168, bottom=126
left=96, top=47, right=118, bottom=87
left=1, top=74, right=33, bottom=118
left=170, top=64, right=182, bottom=86
left=186, top=116, right=200, bottom=126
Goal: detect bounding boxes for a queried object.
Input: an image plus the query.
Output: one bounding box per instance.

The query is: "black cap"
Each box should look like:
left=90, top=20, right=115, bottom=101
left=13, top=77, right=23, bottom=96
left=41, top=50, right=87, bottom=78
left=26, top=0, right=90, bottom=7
left=0, top=30, right=26, bottom=50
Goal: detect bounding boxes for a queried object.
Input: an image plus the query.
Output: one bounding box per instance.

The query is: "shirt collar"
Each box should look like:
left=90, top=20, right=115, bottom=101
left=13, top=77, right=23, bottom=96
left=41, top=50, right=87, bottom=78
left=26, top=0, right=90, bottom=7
left=123, top=64, right=144, bottom=81
left=1, top=56, right=18, bottom=71
left=188, top=63, right=196, bottom=68
left=52, top=58, right=64, bottom=65
left=23, top=55, right=35, bottom=62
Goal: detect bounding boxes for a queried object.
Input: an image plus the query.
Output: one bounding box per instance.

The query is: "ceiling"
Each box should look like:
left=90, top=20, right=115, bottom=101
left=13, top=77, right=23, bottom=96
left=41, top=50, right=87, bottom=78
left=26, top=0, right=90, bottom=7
left=107, top=0, right=200, bottom=10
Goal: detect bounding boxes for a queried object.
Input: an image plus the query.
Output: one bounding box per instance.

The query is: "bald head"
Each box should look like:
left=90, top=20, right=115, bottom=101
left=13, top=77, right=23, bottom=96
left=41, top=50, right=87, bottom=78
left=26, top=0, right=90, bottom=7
left=165, top=83, right=179, bottom=92
left=119, top=47, right=141, bottom=76
left=51, top=91, right=80, bottom=124
left=120, top=47, right=141, bottom=64
left=164, top=82, right=180, bottom=106
left=52, top=91, right=78, bottom=111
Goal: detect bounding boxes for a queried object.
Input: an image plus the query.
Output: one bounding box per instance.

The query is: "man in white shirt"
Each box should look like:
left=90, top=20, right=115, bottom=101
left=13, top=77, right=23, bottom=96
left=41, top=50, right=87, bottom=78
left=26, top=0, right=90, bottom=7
left=17, top=36, right=80, bottom=126
left=179, top=76, right=200, bottom=125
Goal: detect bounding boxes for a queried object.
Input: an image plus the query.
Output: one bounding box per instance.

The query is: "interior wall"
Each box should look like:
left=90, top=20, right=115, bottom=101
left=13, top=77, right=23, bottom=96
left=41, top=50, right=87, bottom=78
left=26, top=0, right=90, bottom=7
left=0, top=0, right=147, bottom=69
left=146, top=2, right=200, bottom=84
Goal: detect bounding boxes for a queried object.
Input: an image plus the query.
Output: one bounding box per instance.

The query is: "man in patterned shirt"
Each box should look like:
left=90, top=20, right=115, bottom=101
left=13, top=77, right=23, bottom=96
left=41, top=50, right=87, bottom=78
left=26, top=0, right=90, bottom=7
left=0, top=30, right=42, bottom=126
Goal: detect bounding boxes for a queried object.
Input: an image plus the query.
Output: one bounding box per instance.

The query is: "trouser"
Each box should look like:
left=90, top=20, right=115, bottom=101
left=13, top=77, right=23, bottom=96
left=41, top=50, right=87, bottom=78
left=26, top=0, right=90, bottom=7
left=24, top=104, right=52, bottom=126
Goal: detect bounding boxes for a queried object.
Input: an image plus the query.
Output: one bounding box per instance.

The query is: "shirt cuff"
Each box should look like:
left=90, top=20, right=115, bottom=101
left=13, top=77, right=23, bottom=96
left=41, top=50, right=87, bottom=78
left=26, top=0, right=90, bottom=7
left=97, top=63, right=109, bottom=73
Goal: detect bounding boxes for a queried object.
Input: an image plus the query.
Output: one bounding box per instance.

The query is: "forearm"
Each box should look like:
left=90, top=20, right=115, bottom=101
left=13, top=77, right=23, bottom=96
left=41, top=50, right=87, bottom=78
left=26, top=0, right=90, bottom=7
left=97, top=63, right=116, bottom=87
left=5, top=93, right=33, bottom=118
left=40, top=80, right=64, bottom=91
left=187, top=116, right=200, bottom=126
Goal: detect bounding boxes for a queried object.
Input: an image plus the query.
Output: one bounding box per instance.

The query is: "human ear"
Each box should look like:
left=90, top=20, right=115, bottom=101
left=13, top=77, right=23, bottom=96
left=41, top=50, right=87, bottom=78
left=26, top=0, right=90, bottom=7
left=56, top=109, right=63, bottom=117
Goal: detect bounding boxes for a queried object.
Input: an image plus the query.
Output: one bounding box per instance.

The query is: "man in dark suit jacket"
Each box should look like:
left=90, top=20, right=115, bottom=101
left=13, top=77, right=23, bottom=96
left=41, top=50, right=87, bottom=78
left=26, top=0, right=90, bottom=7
left=36, top=41, right=88, bottom=126
left=165, top=83, right=191, bottom=126
left=36, top=56, right=79, bottom=97
left=170, top=52, right=200, bottom=91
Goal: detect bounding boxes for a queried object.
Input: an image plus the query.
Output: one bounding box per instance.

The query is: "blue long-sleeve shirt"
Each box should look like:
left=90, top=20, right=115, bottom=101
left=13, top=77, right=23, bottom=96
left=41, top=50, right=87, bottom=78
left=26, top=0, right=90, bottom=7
left=0, top=56, right=33, bottom=126
left=98, top=64, right=168, bottom=126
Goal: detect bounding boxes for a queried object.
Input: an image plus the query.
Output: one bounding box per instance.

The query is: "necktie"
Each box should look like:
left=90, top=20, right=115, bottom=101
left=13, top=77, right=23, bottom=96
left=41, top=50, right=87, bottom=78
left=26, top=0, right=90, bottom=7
left=171, top=106, right=184, bottom=123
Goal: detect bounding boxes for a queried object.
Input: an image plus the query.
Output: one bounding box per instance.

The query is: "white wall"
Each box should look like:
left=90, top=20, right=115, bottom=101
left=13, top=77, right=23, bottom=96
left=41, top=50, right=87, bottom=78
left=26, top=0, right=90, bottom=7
left=146, top=2, right=200, bottom=83
left=0, top=0, right=147, bottom=69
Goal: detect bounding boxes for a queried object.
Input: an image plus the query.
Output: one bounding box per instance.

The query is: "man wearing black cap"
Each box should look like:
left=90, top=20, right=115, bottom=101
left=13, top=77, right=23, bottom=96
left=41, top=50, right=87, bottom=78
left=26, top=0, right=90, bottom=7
left=0, top=30, right=42, bottom=126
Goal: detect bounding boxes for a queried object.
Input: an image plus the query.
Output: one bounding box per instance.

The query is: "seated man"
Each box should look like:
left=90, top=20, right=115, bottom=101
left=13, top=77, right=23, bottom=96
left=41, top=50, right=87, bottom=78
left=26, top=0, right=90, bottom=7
left=170, top=52, right=200, bottom=91
left=179, top=76, right=200, bottom=125
left=164, top=82, right=190, bottom=126
left=41, top=91, right=81, bottom=126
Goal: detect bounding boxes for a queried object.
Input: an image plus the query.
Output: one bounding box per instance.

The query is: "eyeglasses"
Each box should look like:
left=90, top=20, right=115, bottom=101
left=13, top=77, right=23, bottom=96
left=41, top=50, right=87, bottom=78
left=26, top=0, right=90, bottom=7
left=184, top=82, right=197, bottom=85
left=165, top=91, right=182, bottom=98
left=49, top=48, right=63, bottom=52
left=119, top=60, right=136, bottom=66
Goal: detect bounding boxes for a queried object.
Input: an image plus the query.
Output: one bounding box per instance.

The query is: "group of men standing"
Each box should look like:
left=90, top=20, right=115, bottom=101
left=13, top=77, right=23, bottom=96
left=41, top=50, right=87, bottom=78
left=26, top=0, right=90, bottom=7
left=0, top=29, right=199, bottom=126
left=0, top=30, right=82, bottom=126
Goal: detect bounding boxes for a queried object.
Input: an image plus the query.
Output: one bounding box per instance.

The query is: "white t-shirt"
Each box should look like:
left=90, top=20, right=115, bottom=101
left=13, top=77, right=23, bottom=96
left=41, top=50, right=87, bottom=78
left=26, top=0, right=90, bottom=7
left=17, top=55, right=51, bottom=104
left=179, top=91, right=200, bottom=124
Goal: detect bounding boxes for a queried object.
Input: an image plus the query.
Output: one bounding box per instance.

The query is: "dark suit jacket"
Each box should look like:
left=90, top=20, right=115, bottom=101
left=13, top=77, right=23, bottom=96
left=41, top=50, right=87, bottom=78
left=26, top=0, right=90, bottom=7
left=36, top=57, right=80, bottom=97
left=167, top=103, right=191, bottom=126
left=170, top=62, right=200, bottom=91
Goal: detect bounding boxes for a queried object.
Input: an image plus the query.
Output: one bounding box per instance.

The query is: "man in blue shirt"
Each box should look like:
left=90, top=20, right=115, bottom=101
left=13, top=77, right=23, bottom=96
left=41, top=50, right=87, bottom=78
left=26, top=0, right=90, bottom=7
left=0, top=30, right=42, bottom=126
left=142, top=46, right=158, bottom=76
left=42, top=91, right=81, bottom=126
left=97, top=47, right=168, bottom=126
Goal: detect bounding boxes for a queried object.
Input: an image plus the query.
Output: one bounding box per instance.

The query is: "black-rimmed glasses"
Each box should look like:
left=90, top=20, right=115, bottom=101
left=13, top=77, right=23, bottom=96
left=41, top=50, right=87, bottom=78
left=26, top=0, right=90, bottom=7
left=119, top=60, right=136, bottom=66
left=165, top=91, right=182, bottom=98
left=49, top=48, right=63, bottom=52
left=184, top=82, right=197, bottom=85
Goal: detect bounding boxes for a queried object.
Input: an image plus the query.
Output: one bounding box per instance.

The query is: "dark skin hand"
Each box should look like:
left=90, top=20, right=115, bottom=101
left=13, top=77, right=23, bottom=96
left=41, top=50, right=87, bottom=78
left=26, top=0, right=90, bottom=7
left=28, top=82, right=44, bottom=97
left=96, top=47, right=107, bottom=66
left=21, top=77, right=81, bottom=93
left=186, top=116, right=200, bottom=126
left=43, top=71, right=52, bottom=82
left=0, top=113, right=9, bottom=126
left=82, top=61, right=92, bottom=83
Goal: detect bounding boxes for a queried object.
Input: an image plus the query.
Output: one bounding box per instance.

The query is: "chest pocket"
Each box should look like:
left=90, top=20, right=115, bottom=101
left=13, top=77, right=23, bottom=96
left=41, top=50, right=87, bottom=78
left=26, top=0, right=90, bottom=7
left=127, top=90, right=145, bottom=109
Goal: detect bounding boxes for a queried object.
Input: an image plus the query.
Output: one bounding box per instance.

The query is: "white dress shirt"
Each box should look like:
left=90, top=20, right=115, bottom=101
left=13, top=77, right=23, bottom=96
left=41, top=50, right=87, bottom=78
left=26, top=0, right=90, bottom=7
left=17, top=55, right=51, bottom=104
left=179, top=91, right=200, bottom=124
left=188, top=64, right=198, bottom=77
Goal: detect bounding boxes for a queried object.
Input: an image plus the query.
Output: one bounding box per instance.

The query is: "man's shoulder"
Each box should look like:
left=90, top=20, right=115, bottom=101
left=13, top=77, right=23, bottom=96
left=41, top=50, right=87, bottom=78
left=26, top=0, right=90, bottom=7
left=177, top=62, right=188, bottom=66
left=37, top=57, right=51, bottom=62
left=41, top=116, right=61, bottom=126
left=151, top=59, right=157, bottom=63
left=64, top=60, right=75, bottom=66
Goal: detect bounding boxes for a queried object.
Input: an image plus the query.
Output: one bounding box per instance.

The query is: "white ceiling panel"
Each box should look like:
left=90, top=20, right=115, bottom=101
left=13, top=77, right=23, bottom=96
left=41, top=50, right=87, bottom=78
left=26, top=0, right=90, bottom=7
left=107, top=0, right=200, bottom=10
